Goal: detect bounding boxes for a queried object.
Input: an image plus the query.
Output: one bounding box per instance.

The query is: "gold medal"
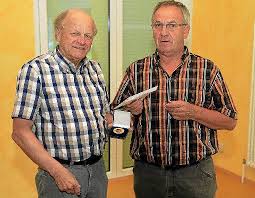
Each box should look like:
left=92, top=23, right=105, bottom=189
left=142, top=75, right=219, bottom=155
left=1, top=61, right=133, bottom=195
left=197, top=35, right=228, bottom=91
left=113, top=127, right=125, bottom=134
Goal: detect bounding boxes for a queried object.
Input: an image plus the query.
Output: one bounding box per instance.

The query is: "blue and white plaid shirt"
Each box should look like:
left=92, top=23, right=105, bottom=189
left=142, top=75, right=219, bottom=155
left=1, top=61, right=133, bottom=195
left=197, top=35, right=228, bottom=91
left=12, top=46, right=110, bottom=161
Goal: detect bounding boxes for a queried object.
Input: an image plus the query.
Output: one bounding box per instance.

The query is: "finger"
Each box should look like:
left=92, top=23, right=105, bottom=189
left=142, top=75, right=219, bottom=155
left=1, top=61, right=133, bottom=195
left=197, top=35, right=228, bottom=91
left=55, top=175, right=80, bottom=195
left=167, top=101, right=184, bottom=107
left=62, top=183, right=73, bottom=194
left=71, top=179, right=80, bottom=194
left=128, top=108, right=141, bottom=115
left=56, top=179, right=69, bottom=192
left=129, top=104, right=141, bottom=112
left=168, top=104, right=185, bottom=112
left=126, top=104, right=142, bottom=113
left=166, top=107, right=179, bottom=113
left=125, top=104, right=136, bottom=111
left=166, top=103, right=177, bottom=110
left=74, top=185, right=81, bottom=195
left=173, top=113, right=188, bottom=120
left=126, top=102, right=138, bottom=109
left=130, top=104, right=143, bottom=113
left=105, top=114, right=113, bottom=123
left=173, top=108, right=185, bottom=114
left=108, top=122, right=113, bottom=128
left=127, top=99, right=143, bottom=107
left=66, top=183, right=78, bottom=194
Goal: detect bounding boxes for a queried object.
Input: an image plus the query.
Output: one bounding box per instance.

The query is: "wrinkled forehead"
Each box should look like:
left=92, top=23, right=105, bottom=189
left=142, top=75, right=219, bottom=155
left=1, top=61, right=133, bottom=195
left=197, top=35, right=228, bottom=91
left=62, top=23, right=94, bottom=33
left=62, top=12, right=95, bottom=33
left=152, top=6, right=184, bottom=23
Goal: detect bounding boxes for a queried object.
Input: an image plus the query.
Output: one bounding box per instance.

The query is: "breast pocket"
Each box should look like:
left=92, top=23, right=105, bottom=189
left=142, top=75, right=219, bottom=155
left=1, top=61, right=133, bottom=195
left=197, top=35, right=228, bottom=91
left=186, top=85, right=209, bottom=106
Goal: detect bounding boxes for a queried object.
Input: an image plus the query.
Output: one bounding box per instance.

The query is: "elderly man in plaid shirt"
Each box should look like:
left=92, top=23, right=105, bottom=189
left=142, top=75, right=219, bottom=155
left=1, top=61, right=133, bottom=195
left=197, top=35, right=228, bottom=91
left=12, top=8, right=112, bottom=198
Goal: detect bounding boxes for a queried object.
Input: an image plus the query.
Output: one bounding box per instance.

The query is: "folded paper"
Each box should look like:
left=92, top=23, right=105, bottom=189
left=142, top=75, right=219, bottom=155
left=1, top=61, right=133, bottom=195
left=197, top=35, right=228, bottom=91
left=114, top=86, right=158, bottom=109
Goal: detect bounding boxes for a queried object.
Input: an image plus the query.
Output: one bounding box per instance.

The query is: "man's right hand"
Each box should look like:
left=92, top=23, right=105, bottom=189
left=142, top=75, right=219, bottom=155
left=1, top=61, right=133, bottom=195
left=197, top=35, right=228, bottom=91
left=12, top=118, right=81, bottom=195
left=51, top=165, right=81, bottom=195
left=124, top=99, right=143, bottom=115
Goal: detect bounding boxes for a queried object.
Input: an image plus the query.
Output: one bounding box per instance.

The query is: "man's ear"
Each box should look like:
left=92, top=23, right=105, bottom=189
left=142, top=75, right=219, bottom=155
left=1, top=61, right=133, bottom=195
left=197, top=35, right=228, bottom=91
left=55, top=29, right=61, bottom=42
left=183, top=24, right=190, bottom=39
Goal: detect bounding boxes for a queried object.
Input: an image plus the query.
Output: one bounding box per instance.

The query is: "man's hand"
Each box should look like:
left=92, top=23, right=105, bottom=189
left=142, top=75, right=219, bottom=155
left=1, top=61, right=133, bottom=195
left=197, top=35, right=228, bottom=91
left=165, top=100, right=196, bottom=120
left=124, top=99, right=143, bottom=115
left=51, top=165, right=81, bottom=195
left=12, top=118, right=81, bottom=195
left=105, top=112, right=113, bottom=128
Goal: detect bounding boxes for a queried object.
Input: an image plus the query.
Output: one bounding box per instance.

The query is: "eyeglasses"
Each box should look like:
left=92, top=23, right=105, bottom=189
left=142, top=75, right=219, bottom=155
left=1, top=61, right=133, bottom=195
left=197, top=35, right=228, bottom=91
left=69, top=32, right=94, bottom=40
left=151, top=22, right=187, bottom=31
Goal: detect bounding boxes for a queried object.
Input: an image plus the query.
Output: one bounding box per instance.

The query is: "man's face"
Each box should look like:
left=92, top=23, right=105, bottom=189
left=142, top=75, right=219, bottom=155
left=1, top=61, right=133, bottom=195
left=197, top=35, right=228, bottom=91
left=152, top=6, right=190, bottom=56
left=56, top=11, right=95, bottom=66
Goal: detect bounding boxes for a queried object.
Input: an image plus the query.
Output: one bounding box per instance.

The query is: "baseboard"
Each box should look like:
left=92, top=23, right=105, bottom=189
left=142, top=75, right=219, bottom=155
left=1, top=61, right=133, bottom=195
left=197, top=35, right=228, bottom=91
left=215, top=165, right=255, bottom=184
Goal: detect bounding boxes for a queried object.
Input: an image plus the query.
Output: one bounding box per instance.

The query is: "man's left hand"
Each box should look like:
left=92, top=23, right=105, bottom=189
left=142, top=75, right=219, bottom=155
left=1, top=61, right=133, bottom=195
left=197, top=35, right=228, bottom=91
left=165, top=100, right=196, bottom=120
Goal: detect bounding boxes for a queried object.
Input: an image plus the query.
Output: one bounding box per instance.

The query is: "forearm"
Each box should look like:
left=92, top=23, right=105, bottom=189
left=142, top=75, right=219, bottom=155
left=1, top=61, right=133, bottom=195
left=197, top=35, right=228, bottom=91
left=12, top=124, right=62, bottom=177
left=192, top=105, right=237, bottom=130
left=12, top=118, right=81, bottom=194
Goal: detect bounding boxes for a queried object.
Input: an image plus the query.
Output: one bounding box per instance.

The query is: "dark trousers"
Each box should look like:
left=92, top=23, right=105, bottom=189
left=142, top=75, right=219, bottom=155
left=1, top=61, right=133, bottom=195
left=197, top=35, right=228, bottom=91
left=133, top=157, right=217, bottom=198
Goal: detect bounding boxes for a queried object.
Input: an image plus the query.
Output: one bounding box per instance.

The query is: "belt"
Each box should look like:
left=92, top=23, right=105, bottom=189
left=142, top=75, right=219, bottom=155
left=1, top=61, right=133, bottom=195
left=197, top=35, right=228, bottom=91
left=54, top=155, right=102, bottom=166
left=137, top=159, right=201, bottom=170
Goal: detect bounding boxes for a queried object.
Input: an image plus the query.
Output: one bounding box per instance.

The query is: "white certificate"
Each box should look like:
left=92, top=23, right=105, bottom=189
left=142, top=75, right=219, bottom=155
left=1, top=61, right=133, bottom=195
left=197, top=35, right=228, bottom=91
left=114, top=86, right=158, bottom=109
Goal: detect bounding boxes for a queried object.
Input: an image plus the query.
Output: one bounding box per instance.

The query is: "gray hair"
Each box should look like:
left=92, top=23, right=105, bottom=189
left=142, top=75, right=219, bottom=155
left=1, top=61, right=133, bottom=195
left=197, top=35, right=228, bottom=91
left=54, top=10, right=69, bottom=35
left=152, top=0, right=190, bottom=25
left=53, top=8, right=97, bottom=38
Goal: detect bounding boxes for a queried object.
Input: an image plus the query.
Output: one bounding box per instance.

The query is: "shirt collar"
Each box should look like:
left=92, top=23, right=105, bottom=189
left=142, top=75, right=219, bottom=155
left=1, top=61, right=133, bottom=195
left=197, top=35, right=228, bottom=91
left=153, top=46, right=190, bottom=68
left=53, top=46, right=89, bottom=74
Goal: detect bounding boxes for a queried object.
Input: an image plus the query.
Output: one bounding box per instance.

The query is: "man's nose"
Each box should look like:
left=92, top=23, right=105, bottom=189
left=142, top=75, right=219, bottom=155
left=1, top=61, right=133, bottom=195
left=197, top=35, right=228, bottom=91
left=77, top=36, right=87, bottom=44
left=160, top=25, right=168, bottom=35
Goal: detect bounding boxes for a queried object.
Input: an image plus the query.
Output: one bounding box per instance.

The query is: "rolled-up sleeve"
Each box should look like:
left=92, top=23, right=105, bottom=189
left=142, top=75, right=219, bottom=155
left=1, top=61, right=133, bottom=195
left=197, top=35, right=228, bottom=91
left=211, top=69, right=237, bottom=119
